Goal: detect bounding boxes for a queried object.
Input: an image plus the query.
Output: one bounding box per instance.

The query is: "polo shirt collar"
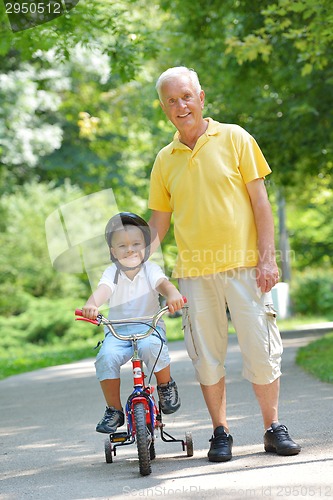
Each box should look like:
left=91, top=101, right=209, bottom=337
left=171, top=117, right=219, bottom=153
left=117, top=265, right=145, bottom=282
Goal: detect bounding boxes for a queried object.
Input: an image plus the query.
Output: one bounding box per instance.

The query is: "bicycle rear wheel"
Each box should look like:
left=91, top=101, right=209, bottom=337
left=134, top=402, right=151, bottom=476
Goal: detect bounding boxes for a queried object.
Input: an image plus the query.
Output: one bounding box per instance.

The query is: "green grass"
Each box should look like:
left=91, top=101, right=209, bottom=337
left=0, top=315, right=332, bottom=382
left=0, top=342, right=99, bottom=380
left=296, top=332, right=333, bottom=384
left=164, top=315, right=183, bottom=340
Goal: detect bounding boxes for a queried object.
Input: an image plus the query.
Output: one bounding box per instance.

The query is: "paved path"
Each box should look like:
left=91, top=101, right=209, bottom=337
left=1, top=331, right=333, bottom=500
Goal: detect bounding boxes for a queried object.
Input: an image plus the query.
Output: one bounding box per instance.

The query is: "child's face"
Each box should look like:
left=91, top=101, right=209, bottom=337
left=110, top=226, right=145, bottom=268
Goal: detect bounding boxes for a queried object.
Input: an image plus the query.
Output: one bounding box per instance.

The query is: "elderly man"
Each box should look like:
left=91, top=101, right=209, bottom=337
left=148, top=66, right=301, bottom=462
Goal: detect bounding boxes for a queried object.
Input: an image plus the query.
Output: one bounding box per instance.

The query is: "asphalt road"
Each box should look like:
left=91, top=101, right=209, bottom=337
left=1, top=331, right=333, bottom=500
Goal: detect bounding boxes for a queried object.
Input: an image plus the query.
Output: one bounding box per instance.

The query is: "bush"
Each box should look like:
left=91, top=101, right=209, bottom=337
left=0, top=180, right=87, bottom=317
left=0, top=296, right=99, bottom=351
left=290, top=268, right=333, bottom=317
left=0, top=285, right=32, bottom=316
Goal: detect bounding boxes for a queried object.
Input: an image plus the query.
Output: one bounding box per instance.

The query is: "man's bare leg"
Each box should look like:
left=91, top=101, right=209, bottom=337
left=252, top=377, right=280, bottom=429
left=201, top=377, right=233, bottom=462
left=201, top=377, right=228, bottom=431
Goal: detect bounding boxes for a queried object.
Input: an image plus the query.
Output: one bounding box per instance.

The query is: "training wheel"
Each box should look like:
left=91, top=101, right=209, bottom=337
left=185, top=431, right=193, bottom=457
left=104, top=438, right=113, bottom=463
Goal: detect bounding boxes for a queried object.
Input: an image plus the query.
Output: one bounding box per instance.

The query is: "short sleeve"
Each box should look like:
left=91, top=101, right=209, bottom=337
left=98, top=265, right=116, bottom=293
left=146, top=262, right=168, bottom=290
left=148, top=154, right=173, bottom=212
left=235, top=127, right=271, bottom=184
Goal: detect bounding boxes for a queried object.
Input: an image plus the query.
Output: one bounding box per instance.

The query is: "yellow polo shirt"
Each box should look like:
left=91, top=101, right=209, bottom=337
left=148, top=118, right=271, bottom=278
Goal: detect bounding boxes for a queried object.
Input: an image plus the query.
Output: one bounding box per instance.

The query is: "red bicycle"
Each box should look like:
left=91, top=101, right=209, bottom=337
left=75, top=304, right=193, bottom=476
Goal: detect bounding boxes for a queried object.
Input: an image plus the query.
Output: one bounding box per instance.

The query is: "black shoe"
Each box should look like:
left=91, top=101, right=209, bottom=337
left=157, top=378, right=181, bottom=414
left=264, top=423, right=301, bottom=456
left=208, top=426, right=233, bottom=462
left=96, top=406, right=125, bottom=434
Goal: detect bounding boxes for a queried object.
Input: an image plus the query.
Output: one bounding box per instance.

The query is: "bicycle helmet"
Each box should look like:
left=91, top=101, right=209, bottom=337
left=104, top=212, right=151, bottom=280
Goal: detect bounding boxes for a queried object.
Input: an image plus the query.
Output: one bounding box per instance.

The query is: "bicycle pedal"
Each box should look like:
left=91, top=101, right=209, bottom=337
left=109, top=432, right=129, bottom=443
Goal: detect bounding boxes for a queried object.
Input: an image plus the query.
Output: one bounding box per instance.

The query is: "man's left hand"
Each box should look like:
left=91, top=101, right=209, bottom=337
left=256, top=261, right=280, bottom=293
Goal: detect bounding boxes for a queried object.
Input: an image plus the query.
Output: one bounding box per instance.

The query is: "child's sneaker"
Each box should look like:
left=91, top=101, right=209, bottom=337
left=157, top=378, right=181, bottom=414
left=96, top=406, right=125, bottom=434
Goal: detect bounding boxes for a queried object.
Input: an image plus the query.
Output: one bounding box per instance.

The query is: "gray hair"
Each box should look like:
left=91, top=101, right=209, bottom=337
left=155, top=66, right=202, bottom=100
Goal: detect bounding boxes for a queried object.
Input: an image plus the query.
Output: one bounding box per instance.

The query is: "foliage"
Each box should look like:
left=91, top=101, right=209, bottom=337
left=0, top=57, right=65, bottom=185
left=0, top=296, right=97, bottom=346
left=0, top=0, right=166, bottom=200
left=296, top=332, right=333, bottom=384
left=0, top=0, right=160, bottom=79
left=290, top=269, right=333, bottom=317
left=39, top=65, right=160, bottom=203
left=0, top=180, right=87, bottom=316
left=286, top=175, right=333, bottom=270
left=0, top=49, right=166, bottom=216
left=225, top=0, right=333, bottom=75
left=223, top=0, right=333, bottom=186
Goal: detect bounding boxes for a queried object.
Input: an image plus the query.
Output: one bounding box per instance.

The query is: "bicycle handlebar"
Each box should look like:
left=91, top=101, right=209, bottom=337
left=75, top=297, right=188, bottom=342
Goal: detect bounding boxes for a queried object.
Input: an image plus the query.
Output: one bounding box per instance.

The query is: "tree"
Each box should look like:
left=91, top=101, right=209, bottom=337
left=225, top=0, right=333, bottom=76
left=286, top=175, right=333, bottom=270
left=0, top=0, right=160, bottom=79
left=0, top=56, right=65, bottom=189
left=222, top=0, right=333, bottom=186
left=0, top=0, right=167, bottom=195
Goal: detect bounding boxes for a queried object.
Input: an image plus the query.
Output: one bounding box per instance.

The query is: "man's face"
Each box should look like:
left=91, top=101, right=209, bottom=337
left=159, top=75, right=205, bottom=133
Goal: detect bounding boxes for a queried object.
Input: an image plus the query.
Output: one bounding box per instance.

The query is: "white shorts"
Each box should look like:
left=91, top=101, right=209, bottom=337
left=95, top=325, right=171, bottom=381
left=179, top=268, right=283, bottom=385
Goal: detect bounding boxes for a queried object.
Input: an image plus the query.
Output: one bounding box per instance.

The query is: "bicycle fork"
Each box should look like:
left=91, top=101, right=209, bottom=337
left=127, top=340, right=156, bottom=431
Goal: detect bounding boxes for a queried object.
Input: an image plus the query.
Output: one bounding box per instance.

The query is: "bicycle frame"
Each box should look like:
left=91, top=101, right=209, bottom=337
left=125, top=340, right=158, bottom=436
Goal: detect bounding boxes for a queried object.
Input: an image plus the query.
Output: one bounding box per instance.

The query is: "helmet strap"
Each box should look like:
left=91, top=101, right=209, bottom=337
left=112, top=258, right=146, bottom=284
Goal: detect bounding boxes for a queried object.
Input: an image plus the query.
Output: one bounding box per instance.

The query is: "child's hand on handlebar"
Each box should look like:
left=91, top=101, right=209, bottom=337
left=82, top=304, right=99, bottom=320
left=166, top=290, right=184, bottom=315
left=156, top=278, right=185, bottom=315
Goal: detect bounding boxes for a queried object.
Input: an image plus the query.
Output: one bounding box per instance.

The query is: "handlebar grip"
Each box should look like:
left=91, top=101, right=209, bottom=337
left=76, top=317, right=99, bottom=325
left=75, top=308, right=100, bottom=325
left=182, top=296, right=187, bottom=304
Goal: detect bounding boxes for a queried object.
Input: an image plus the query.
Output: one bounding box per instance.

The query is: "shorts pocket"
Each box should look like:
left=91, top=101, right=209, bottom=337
left=182, top=309, right=198, bottom=361
left=265, top=303, right=283, bottom=358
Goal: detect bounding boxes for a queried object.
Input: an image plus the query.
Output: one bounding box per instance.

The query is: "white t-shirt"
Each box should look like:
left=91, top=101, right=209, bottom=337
left=98, top=261, right=167, bottom=325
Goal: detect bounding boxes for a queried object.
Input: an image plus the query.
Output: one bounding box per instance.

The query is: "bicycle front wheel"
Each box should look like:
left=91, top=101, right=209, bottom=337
left=134, top=402, right=151, bottom=476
